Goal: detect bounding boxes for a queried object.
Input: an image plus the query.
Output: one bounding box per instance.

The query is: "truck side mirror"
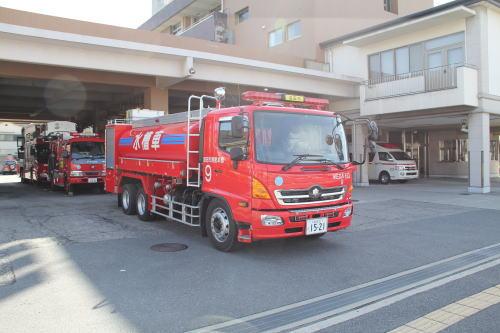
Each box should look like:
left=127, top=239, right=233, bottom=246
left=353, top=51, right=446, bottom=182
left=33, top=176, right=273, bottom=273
left=230, top=147, right=246, bottom=168
left=230, top=147, right=246, bottom=161
left=231, top=116, right=246, bottom=139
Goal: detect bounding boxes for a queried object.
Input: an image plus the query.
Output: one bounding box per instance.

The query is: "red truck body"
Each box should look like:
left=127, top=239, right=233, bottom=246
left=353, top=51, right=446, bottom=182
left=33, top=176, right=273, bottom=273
left=106, top=91, right=355, bottom=251
left=49, top=134, right=105, bottom=194
left=19, top=136, right=51, bottom=184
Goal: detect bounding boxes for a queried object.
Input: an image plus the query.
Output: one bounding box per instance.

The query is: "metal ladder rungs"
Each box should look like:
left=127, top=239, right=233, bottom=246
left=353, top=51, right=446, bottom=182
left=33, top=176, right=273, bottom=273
left=188, top=150, right=198, bottom=154
left=188, top=167, right=200, bottom=171
left=188, top=134, right=200, bottom=137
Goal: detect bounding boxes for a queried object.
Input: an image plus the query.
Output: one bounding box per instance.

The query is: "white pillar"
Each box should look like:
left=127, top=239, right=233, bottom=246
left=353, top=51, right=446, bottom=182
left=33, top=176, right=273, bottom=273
left=352, top=123, right=369, bottom=187
left=468, top=112, right=490, bottom=193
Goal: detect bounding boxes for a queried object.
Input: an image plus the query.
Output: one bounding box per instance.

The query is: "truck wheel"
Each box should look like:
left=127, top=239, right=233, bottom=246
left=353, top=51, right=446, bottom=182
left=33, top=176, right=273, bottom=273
left=136, top=187, right=154, bottom=221
left=121, top=183, right=137, bottom=215
left=66, top=184, right=74, bottom=196
left=379, top=172, right=390, bottom=185
left=206, top=199, right=239, bottom=252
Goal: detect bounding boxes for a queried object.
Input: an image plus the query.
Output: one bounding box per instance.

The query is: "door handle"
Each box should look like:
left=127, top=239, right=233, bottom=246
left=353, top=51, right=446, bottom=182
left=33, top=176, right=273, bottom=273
left=214, top=169, right=223, bottom=174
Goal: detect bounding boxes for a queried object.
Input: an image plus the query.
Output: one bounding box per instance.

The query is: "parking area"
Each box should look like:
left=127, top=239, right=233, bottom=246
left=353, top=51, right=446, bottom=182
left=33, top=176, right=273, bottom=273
left=0, top=175, right=499, bottom=332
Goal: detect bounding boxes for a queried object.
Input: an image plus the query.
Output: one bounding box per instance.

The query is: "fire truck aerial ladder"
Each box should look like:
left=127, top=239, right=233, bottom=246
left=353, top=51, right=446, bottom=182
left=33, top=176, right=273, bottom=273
left=105, top=88, right=377, bottom=251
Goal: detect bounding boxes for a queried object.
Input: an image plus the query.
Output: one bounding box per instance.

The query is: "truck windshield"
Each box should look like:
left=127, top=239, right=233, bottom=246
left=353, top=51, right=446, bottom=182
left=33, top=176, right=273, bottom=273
left=254, top=111, right=348, bottom=165
left=71, top=142, right=104, bottom=161
left=390, top=151, right=413, bottom=161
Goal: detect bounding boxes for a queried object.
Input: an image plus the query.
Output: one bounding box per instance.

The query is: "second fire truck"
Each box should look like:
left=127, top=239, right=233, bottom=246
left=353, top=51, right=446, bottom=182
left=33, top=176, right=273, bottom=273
left=48, top=128, right=106, bottom=195
left=105, top=89, right=377, bottom=251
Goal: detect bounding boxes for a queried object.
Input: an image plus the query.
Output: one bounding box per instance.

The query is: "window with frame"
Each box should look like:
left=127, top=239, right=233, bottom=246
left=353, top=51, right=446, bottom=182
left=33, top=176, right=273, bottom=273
left=170, top=22, right=182, bottom=35
left=368, top=32, right=465, bottom=81
left=268, top=28, right=284, bottom=47
left=439, top=139, right=468, bottom=162
left=384, top=0, right=398, bottom=14
left=287, top=21, right=302, bottom=41
left=235, top=7, right=249, bottom=24
left=491, top=140, right=499, bottom=161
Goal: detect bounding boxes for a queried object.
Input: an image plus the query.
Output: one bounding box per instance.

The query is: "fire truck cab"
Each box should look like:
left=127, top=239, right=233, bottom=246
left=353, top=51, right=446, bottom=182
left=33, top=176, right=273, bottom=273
left=48, top=131, right=105, bottom=195
left=106, top=90, right=376, bottom=251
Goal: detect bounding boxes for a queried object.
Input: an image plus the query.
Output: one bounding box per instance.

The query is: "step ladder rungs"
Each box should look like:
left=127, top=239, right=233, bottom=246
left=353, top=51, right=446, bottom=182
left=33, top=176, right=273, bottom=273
left=188, top=167, right=200, bottom=171
left=188, top=133, right=200, bottom=137
left=188, top=150, right=198, bottom=154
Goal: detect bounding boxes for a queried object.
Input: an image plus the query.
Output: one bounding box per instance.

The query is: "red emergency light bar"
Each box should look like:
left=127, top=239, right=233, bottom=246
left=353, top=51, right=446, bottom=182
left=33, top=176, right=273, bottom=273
left=242, top=91, right=329, bottom=110
left=378, top=143, right=401, bottom=149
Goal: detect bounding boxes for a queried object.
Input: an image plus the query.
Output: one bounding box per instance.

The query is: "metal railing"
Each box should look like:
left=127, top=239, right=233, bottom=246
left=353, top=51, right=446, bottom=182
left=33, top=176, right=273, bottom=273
left=363, top=64, right=466, bottom=100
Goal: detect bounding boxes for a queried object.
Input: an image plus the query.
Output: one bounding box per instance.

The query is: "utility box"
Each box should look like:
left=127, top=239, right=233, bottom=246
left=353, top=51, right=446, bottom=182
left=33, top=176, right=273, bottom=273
left=45, top=121, right=77, bottom=135
left=126, top=109, right=165, bottom=121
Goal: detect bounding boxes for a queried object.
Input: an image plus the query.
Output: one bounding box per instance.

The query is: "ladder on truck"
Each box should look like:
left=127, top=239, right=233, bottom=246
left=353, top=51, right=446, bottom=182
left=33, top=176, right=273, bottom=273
left=186, top=95, right=217, bottom=187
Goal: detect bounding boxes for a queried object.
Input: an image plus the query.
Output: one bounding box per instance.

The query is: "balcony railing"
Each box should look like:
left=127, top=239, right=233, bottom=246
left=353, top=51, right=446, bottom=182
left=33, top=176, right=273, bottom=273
left=363, top=64, right=468, bottom=101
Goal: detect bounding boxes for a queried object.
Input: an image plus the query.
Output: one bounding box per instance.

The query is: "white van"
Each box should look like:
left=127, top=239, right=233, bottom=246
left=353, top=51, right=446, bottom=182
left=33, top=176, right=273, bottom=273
left=368, top=142, right=419, bottom=184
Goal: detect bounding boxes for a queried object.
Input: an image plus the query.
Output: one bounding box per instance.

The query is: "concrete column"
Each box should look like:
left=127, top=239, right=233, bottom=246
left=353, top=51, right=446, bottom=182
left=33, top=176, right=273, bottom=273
left=144, top=87, right=169, bottom=113
left=468, top=112, right=490, bottom=193
left=352, top=123, right=369, bottom=187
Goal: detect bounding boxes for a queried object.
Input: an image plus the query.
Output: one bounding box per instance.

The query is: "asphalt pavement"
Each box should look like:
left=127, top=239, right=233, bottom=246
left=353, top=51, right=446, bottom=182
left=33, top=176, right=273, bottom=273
left=0, top=175, right=499, bottom=333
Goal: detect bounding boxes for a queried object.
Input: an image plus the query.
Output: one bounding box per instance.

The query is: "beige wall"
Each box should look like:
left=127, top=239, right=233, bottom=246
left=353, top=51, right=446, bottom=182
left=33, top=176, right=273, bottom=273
left=224, top=0, right=433, bottom=62
left=0, top=6, right=303, bottom=67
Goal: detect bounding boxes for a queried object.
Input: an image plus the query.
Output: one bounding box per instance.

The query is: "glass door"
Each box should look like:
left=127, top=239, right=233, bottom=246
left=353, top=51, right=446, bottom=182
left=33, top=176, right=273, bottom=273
left=425, top=51, right=444, bottom=91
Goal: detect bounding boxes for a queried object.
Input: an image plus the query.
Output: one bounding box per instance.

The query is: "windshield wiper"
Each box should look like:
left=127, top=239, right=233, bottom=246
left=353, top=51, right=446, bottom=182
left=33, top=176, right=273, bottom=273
left=282, top=154, right=323, bottom=171
left=310, top=158, right=346, bottom=170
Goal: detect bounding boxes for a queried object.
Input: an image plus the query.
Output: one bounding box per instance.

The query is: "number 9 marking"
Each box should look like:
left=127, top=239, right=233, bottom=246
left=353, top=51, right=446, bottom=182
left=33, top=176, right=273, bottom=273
left=204, top=164, right=212, bottom=182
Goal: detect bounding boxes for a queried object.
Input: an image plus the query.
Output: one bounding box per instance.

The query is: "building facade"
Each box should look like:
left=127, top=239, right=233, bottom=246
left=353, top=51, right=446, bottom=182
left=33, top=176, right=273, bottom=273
left=141, top=0, right=433, bottom=65
left=322, top=0, right=500, bottom=193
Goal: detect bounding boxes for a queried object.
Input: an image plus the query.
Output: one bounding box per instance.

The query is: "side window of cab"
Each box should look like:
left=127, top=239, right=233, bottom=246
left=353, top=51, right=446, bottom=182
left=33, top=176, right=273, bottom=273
left=378, top=152, right=393, bottom=162
left=218, top=118, right=247, bottom=153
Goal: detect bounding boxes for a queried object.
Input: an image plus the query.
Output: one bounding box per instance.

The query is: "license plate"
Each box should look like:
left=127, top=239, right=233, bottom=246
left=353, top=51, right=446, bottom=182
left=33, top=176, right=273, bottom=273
left=306, top=217, right=328, bottom=235
left=88, top=178, right=98, bottom=183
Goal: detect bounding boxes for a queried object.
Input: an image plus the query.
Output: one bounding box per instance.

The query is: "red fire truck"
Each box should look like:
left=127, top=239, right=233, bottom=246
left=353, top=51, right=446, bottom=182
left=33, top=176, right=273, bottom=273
left=105, top=89, right=377, bottom=251
left=48, top=132, right=106, bottom=195
left=19, top=124, right=51, bottom=184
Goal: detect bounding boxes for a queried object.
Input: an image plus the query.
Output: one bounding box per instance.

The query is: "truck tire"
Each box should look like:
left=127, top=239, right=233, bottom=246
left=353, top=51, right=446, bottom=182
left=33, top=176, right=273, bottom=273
left=122, top=183, right=138, bottom=215
left=206, top=199, right=239, bottom=252
left=136, top=187, right=154, bottom=221
left=379, top=171, right=390, bottom=185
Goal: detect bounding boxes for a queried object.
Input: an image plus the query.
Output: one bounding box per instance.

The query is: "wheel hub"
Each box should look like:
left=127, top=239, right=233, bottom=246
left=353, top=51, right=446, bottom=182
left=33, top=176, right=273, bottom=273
left=210, top=208, right=230, bottom=243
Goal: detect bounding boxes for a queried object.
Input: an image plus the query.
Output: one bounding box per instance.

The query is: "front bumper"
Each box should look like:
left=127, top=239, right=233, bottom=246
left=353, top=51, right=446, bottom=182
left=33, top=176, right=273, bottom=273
left=390, top=170, right=419, bottom=180
left=238, top=203, right=353, bottom=242
left=68, top=176, right=104, bottom=185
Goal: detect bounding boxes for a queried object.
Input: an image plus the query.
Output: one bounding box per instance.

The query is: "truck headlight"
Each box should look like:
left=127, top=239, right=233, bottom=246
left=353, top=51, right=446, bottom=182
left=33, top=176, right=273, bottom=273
left=343, top=206, right=353, bottom=217
left=396, top=165, right=405, bottom=171
left=261, top=215, right=283, bottom=226
left=70, top=171, right=83, bottom=177
left=100, top=170, right=107, bottom=176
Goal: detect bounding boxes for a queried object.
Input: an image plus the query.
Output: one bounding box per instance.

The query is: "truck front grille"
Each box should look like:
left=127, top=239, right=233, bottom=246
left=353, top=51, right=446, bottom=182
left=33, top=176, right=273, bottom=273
left=404, top=166, right=417, bottom=171
left=275, top=186, right=345, bottom=206
left=83, top=171, right=100, bottom=176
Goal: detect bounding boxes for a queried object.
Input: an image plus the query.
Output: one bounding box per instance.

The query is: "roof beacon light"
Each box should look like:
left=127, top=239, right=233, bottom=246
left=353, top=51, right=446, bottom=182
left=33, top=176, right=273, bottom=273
left=241, top=91, right=329, bottom=110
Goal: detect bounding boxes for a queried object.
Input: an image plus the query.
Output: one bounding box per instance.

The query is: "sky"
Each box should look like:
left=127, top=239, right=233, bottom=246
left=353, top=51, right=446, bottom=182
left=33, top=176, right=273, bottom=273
left=0, top=0, right=153, bottom=28
left=0, top=0, right=455, bottom=29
